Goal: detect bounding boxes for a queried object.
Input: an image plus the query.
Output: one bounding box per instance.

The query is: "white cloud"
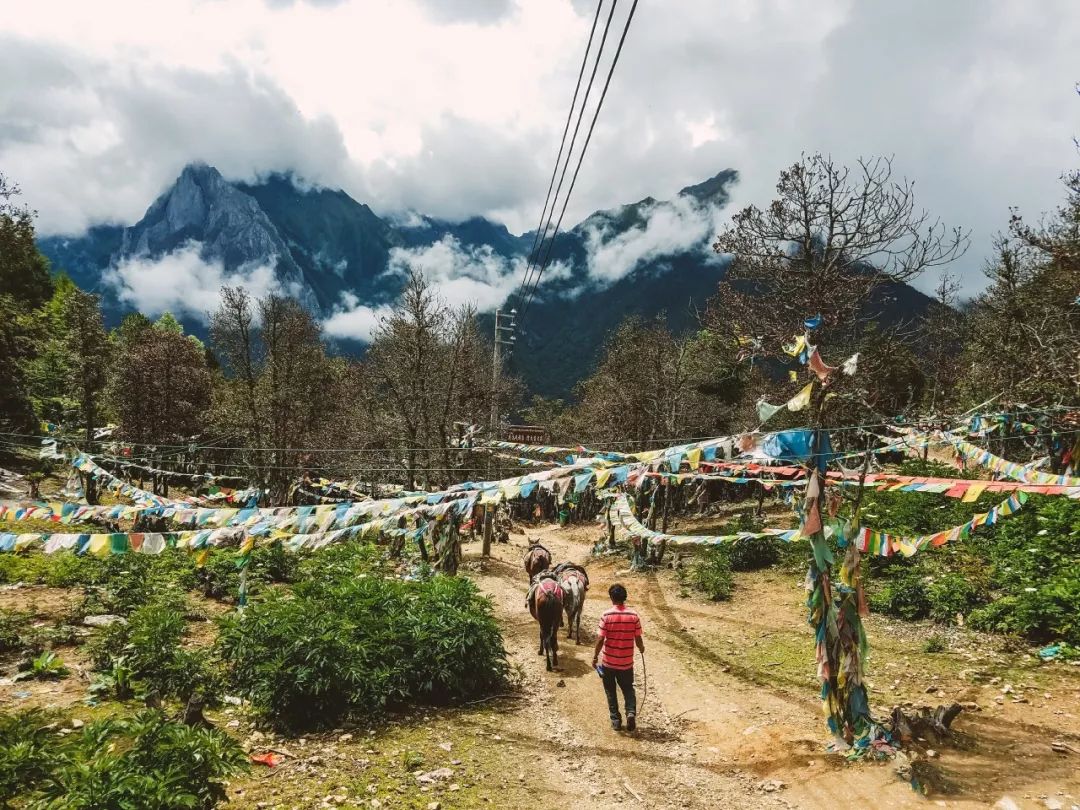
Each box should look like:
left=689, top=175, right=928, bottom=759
left=3, top=0, right=1079, bottom=295
left=103, top=242, right=283, bottom=321
left=581, top=194, right=724, bottom=284
left=321, top=292, right=393, bottom=341
left=386, top=236, right=527, bottom=311
left=322, top=234, right=572, bottom=339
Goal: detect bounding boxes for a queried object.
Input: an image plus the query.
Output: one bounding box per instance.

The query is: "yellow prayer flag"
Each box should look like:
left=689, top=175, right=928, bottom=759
left=961, top=483, right=986, bottom=503
left=787, top=382, right=813, bottom=412
left=87, top=534, right=109, bottom=556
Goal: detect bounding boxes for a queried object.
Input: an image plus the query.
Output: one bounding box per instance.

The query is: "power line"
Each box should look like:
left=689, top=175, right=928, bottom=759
left=1, top=405, right=1076, bottom=456
left=515, top=0, right=606, bottom=310
left=520, top=0, right=640, bottom=318
left=518, top=0, right=623, bottom=318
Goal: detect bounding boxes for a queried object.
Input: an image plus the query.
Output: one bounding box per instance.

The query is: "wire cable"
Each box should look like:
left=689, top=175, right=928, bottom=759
left=520, top=0, right=640, bottom=318
left=515, top=0, right=606, bottom=310
left=518, top=0, right=623, bottom=317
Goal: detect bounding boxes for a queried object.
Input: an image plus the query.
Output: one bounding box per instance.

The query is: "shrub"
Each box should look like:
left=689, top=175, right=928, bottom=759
left=868, top=566, right=930, bottom=620
left=218, top=571, right=509, bottom=731
left=90, top=596, right=221, bottom=702
left=195, top=543, right=299, bottom=602
left=726, top=535, right=781, bottom=571
left=79, top=553, right=194, bottom=618
left=0, top=710, right=61, bottom=802
left=0, top=609, right=30, bottom=653
left=968, top=572, right=1080, bottom=644
left=688, top=549, right=734, bottom=601
left=3, top=709, right=247, bottom=809
left=927, top=572, right=986, bottom=624
left=922, top=634, right=946, bottom=653
left=0, top=551, right=103, bottom=588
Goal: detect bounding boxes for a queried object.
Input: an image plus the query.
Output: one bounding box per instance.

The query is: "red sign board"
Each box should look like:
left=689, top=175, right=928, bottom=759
left=505, top=425, right=548, bottom=444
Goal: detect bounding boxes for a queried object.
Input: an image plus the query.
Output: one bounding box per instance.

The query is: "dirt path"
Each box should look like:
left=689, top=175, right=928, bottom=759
left=466, top=524, right=1080, bottom=810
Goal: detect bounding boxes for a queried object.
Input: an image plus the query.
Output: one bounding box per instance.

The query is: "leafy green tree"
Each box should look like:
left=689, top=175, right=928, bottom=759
left=0, top=173, right=54, bottom=430
left=23, top=275, right=83, bottom=424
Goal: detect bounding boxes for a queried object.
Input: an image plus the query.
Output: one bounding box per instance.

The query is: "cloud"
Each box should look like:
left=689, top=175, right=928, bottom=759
left=103, top=242, right=284, bottom=321
left=386, top=236, right=526, bottom=311
left=4, top=0, right=1079, bottom=294
left=0, top=34, right=355, bottom=236
left=413, top=0, right=514, bottom=25
left=581, top=194, right=725, bottom=284
left=321, top=234, right=572, bottom=340
left=321, top=292, right=394, bottom=341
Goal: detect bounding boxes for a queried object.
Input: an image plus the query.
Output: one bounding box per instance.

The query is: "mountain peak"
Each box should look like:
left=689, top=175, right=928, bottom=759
left=118, top=161, right=295, bottom=278
left=677, top=169, right=738, bottom=204
left=177, top=161, right=223, bottom=183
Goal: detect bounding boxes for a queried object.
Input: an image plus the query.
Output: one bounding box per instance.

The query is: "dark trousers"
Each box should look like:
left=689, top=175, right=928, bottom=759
left=601, top=666, right=636, bottom=724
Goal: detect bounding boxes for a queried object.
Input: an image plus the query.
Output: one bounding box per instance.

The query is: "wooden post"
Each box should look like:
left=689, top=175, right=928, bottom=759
left=481, top=504, right=493, bottom=558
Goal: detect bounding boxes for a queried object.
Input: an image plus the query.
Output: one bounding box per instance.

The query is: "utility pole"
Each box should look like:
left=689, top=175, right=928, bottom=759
left=485, top=308, right=516, bottom=557
left=490, top=308, right=517, bottom=435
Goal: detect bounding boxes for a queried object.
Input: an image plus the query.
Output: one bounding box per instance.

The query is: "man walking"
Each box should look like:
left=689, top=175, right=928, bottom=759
left=591, top=583, right=644, bottom=731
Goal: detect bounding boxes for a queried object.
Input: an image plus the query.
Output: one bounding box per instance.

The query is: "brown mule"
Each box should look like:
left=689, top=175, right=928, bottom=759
left=528, top=573, right=563, bottom=671
left=523, top=541, right=552, bottom=580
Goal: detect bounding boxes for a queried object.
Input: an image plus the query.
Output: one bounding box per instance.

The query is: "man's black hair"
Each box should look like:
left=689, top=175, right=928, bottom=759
left=609, top=583, right=628, bottom=603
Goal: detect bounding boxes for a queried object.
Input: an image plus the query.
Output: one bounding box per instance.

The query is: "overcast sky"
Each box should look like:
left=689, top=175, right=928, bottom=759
left=2, top=0, right=1078, bottom=294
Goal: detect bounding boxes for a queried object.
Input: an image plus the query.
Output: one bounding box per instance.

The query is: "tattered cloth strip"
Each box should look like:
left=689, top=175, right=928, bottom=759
left=944, top=435, right=1080, bottom=487
left=90, top=455, right=259, bottom=504
left=608, top=493, right=798, bottom=546
left=0, top=496, right=475, bottom=557
left=854, top=490, right=1030, bottom=558
left=95, top=454, right=247, bottom=485
left=0, top=489, right=473, bottom=537
left=72, top=454, right=184, bottom=508
left=838, top=471, right=1079, bottom=499
left=756, top=384, right=815, bottom=425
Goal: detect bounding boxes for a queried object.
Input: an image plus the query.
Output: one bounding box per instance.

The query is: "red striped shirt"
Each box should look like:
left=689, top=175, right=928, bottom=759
left=597, top=605, right=642, bottom=670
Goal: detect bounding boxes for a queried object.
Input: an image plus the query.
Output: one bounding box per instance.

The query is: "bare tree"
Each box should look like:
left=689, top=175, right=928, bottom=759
left=364, top=270, right=506, bottom=489
left=919, top=271, right=964, bottom=413
left=210, top=287, right=265, bottom=475
left=712, top=153, right=969, bottom=352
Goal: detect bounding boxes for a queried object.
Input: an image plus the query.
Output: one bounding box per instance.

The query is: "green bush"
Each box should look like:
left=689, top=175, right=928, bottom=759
left=726, top=535, right=781, bottom=571
left=927, top=572, right=986, bottom=624
left=0, top=551, right=103, bottom=588
left=90, top=596, right=221, bottom=702
left=79, top=553, right=196, bottom=618
left=0, top=709, right=247, bottom=809
left=0, top=710, right=62, bottom=805
left=688, top=549, right=734, bottom=601
left=922, top=634, right=946, bottom=653
left=859, top=493, right=1080, bottom=645
left=869, top=566, right=930, bottom=620
left=968, top=573, right=1080, bottom=643
left=195, top=543, right=299, bottom=602
left=218, top=571, right=509, bottom=731
left=0, top=609, right=30, bottom=653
